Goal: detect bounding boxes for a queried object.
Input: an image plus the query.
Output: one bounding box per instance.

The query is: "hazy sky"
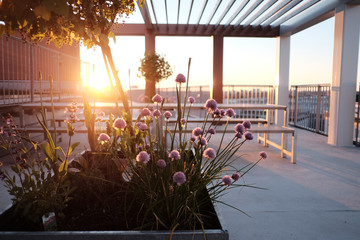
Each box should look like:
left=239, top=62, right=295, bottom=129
left=80, top=16, right=360, bottom=91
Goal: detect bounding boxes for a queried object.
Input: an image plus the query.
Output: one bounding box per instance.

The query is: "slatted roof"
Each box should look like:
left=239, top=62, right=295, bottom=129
left=114, top=0, right=358, bottom=37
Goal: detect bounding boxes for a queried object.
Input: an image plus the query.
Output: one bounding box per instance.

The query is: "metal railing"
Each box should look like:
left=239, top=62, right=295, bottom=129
left=0, top=36, right=81, bottom=105
left=223, top=85, right=275, bottom=120
left=159, top=85, right=275, bottom=121
left=355, top=90, right=360, bottom=146
left=288, top=84, right=331, bottom=135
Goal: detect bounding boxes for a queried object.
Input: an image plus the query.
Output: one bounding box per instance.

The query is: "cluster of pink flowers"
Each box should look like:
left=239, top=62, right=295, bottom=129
left=188, top=96, right=195, bottom=104
left=173, top=171, right=186, bottom=186
left=234, top=121, right=253, bottom=140
left=136, top=151, right=150, bottom=164
left=175, top=73, right=186, bottom=84
left=152, top=94, right=163, bottom=104
left=92, top=72, right=267, bottom=198
left=205, top=99, right=217, bottom=112
left=153, top=109, right=161, bottom=119
left=64, top=102, right=80, bottom=123
left=98, top=133, right=110, bottom=145
left=203, top=148, right=216, bottom=159
left=169, top=150, right=180, bottom=160
left=163, top=111, right=172, bottom=119
left=113, top=118, right=126, bottom=130
left=134, top=149, right=187, bottom=186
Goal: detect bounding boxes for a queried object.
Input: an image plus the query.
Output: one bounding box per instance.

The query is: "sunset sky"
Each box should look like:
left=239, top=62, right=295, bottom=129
left=80, top=10, right=359, bottom=91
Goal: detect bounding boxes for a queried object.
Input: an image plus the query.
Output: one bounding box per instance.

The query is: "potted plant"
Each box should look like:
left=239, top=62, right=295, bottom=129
left=138, top=52, right=173, bottom=102
left=0, top=69, right=267, bottom=239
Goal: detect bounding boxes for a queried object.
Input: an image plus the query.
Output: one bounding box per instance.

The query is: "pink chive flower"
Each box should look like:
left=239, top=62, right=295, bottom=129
left=152, top=94, right=163, bottom=104
left=222, top=175, right=232, bottom=186
left=220, top=109, right=226, bottom=117
left=163, top=111, right=172, bottom=119
left=173, top=171, right=186, bottom=186
left=188, top=96, right=195, bottom=104
left=175, top=73, right=186, bottom=84
left=231, top=173, right=241, bottom=181
left=203, top=148, right=216, bottom=159
left=208, top=128, right=216, bottom=135
left=192, top=127, right=203, bottom=137
left=156, top=159, right=166, bottom=169
left=243, top=120, right=251, bottom=129
left=235, top=132, right=242, bottom=139
left=98, top=133, right=110, bottom=144
left=141, top=108, right=151, bottom=117
left=145, top=143, right=150, bottom=149
left=190, top=136, right=196, bottom=142
left=212, top=109, right=221, bottom=118
left=139, top=123, right=149, bottom=131
left=244, top=132, right=253, bottom=140
left=113, top=118, right=126, bottom=130
left=235, top=123, right=245, bottom=134
left=226, top=108, right=236, bottom=118
left=153, top=109, right=161, bottom=119
left=200, top=137, right=207, bottom=146
left=205, top=99, right=217, bottom=111
left=136, top=151, right=150, bottom=164
left=259, top=151, right=267, bottom=159
left=169, top=150, right=181, bottom=160
left=180, top=118, right=186, bottom=126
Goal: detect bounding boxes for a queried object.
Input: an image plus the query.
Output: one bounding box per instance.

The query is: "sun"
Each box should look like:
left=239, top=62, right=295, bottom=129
left=81, top=61, right=112, bottom=91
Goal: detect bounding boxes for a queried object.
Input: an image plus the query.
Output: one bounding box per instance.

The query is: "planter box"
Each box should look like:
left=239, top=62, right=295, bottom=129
left=0, top=202, right=228, bottom=240
left=0, top=151, right=228, bottom=239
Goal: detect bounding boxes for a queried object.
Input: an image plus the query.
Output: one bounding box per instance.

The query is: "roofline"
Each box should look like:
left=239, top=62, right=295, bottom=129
left=279, top=0, right=358, bottom=36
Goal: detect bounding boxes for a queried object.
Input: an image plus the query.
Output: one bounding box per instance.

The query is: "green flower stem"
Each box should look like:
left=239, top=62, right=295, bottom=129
left=181, top=104, right=192, bottom=145
left=201, top=111, right=211, bottom=134
left=182, top=58, right=192, bottom=118
left=49, top=76, right=56, bottom=147
left=217, top=117, right=230, bottom=155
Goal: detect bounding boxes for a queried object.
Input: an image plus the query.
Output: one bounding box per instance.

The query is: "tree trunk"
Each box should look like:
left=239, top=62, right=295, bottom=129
left=144, top=80, right=156, bottom=102
left=100, top=44, right=130, bottom=114
left=99, top=43, right=134, bottom=137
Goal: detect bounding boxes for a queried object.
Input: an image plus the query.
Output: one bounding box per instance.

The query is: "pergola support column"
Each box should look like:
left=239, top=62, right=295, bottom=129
left=212, top=35, right=223, bottom=103
left=144, top=30, right=156, bottom=100
left=275, top=35, right=290, bottom=126
left=328, top=4, right=360, bottom=146
left=145, top=30, right=155, bottom=54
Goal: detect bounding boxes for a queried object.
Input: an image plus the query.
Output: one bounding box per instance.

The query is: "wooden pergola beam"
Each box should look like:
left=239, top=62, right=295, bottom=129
left=112, top=24, right=279, bottom=37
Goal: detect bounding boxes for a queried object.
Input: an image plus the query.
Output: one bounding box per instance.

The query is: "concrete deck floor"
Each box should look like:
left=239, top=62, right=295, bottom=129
left=213, top=128, right=360, bottom=240
left=0, top=127, right=359, bottom=239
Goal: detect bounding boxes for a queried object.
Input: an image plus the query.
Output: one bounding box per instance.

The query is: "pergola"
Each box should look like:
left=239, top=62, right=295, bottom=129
left=113, top=0, right=360, bottom=147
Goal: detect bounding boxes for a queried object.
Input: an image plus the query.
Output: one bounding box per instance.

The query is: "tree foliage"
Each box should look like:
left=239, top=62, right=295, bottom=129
left=0, top=0, right=136, bottom=49
left=139, top=52, right=173, bottom=83
left=0, top=0, right=141, bottom=122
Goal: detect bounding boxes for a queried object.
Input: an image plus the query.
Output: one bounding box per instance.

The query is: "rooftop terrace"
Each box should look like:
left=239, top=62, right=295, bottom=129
left=0, top=127, right=359, bottom=239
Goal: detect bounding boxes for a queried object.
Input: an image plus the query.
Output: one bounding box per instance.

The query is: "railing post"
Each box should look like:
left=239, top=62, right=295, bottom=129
left=227, top=86, right=229, bottom=104
left=30, top=45, right=34, bottom=103
left=294, top=86, right=298, bottom=126
left=315, top=85, right=322, bottom=133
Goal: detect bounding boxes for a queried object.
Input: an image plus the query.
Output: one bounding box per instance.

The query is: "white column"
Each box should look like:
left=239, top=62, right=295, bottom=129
left=328, top=4, right=360, bottom=146
left=275, top=35, right=290, bottom=126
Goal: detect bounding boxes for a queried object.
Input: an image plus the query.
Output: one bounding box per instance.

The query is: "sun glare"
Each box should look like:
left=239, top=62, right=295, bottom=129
left=80, top=36, right=146, bottom=93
